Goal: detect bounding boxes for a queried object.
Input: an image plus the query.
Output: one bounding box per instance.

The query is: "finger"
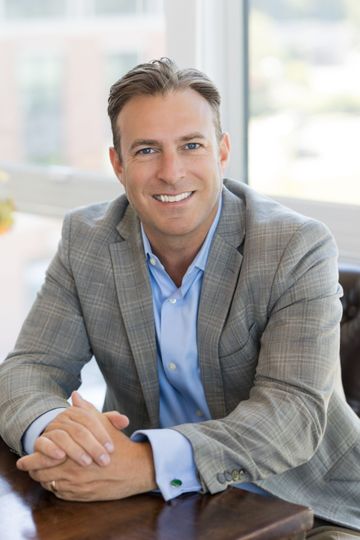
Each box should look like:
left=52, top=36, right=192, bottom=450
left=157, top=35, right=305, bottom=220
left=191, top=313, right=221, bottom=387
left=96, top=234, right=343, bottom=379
left=29, top=466, right=60, bottom=484
left=40, top=480, right=59, bottom=494
left=17, top=452, right=63, bottom=472
left=41, top=481, right=68, bottom=500
left=71, top=404, right=116, bottom=451
left=71, top=391, right=95, bottom=411
left=104, top=411, right=130, bottom=430
left=40, top=481, right=82, bottom=502
left=72, top=392, right=129, bottom=430
left=34, top=435, right=66, bottom=460
left=43, top=428, right=111, bottom=467
left=47, top=408, right=115, bottom=458
left=42, top=429, right=95, bottom=467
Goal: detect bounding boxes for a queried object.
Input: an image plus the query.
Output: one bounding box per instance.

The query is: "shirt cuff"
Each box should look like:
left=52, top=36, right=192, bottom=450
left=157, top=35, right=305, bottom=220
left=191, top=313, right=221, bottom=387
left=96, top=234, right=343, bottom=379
left=22, top=408, right=67, bottom=454
left=131, top=428, right=201, bottom=501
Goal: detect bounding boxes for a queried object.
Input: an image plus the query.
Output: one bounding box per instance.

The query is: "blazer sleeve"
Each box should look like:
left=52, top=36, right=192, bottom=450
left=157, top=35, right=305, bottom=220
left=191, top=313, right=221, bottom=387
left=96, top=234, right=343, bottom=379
left=0, top=213, right=93, bottom=454
left=173, top=219, right=343, bottom=494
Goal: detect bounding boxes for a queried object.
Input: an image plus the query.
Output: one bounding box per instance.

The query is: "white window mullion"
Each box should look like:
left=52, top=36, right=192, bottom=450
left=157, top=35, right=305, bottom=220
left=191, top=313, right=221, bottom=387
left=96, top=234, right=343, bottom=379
left=164, top=0, right=248, bottom=181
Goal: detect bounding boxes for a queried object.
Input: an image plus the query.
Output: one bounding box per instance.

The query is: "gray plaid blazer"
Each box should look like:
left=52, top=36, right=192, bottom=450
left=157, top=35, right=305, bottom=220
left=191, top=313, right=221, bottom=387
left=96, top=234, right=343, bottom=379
left=1, top=179, right=359, bottom=529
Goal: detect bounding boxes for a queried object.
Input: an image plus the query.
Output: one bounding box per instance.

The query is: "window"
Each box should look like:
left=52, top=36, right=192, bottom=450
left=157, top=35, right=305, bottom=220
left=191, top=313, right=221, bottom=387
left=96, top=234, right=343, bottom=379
left=105, top=52, right=139, bottom=86
left=94, top=0, right=136, bottom=15
left=18, top=51, right=63, bottom=165
left=0, top=214, right=62, bottom=359
left=4, top=0, right=66, bottom=19
left=94, top=0, right=163, bottom=16
left=248, top=0, right=360, bottom=206
left=0, top=3, right=165, bottom=172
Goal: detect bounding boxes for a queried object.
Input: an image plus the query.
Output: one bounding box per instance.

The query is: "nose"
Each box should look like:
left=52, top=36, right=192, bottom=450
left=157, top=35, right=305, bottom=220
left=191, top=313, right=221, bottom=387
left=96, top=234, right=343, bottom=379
left=157, top=150, right=185, bottom=184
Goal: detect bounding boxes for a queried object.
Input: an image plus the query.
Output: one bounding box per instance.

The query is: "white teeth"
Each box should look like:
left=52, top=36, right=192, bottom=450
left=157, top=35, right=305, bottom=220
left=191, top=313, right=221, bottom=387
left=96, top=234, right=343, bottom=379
left=154, top=191, right=192, bottom=203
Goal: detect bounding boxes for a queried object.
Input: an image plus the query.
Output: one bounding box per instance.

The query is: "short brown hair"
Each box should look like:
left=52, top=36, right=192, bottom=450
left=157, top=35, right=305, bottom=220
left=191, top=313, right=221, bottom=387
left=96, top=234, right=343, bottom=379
left=107, top=57, right=222, bottom=156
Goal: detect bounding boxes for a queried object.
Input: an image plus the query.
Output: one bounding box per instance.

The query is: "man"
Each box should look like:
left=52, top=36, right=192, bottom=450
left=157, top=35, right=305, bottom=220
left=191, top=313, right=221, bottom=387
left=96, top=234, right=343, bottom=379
left=0, top=58, right=359, bottom=538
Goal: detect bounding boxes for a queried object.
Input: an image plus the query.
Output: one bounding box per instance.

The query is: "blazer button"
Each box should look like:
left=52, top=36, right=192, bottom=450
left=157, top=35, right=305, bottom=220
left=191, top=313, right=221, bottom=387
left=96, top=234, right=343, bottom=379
left=216, top=473, right=226, bottom=484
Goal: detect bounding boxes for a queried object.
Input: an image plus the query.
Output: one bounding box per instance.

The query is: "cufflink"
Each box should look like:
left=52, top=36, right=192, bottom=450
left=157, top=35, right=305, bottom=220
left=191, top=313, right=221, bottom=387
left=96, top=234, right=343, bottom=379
left=170, top=479, right=182, bottom=488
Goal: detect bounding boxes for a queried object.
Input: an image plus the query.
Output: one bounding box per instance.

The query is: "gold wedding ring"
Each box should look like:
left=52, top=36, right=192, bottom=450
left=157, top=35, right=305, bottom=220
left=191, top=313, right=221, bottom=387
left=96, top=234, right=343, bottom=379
left=49, top=480, right=58, bottom=493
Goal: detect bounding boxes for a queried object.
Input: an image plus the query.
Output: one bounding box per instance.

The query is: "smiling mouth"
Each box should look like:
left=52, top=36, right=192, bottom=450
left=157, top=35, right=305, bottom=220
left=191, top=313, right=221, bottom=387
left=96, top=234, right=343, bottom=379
left=153, top=191, right=193, bottom=203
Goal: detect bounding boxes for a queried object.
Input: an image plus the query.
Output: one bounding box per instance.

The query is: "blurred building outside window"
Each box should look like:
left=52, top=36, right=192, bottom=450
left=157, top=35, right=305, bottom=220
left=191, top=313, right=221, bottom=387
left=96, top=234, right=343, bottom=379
left=0, top=0, right=165, bottom=175
left=248, top=0, right=360, bottom=206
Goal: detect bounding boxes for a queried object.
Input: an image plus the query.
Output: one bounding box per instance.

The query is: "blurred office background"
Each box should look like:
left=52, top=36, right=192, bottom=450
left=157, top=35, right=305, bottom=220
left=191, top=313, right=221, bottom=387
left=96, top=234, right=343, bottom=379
left=1, top=0, right=359, bottom=405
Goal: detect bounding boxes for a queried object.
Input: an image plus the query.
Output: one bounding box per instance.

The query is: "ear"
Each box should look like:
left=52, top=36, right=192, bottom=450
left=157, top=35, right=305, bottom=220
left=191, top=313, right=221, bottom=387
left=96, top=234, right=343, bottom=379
left=109, top=147, right=124, bottom=186
left=218, top=132, right=231, bottom=173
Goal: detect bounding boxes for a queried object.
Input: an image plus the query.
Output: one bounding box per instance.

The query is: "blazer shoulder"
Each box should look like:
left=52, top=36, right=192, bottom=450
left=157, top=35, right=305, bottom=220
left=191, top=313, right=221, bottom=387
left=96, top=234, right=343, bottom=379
left=65, top=194, right=128, bottom=227
left=223, top=178, right=333, bottom=245
left=63, top=194, right=131, bottom=243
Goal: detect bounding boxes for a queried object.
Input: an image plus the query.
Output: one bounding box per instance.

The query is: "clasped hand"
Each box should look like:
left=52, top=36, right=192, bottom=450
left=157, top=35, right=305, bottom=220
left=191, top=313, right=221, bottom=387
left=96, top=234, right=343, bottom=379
left=16, top=392, right=156, bottom=501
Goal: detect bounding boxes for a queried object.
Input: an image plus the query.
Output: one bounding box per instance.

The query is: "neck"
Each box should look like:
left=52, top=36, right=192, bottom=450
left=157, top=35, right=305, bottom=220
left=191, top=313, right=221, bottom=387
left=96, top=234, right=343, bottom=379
left=143, top=198, right=221, bottom=286
left=152, top=238, right=203, bottom=287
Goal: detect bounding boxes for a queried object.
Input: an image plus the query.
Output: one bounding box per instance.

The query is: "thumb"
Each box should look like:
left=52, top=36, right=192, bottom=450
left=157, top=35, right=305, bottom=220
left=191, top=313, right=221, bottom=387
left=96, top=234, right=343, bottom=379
left=104, top=411, right=130, bottom=430
left=71, top=391, right=95, bottom=410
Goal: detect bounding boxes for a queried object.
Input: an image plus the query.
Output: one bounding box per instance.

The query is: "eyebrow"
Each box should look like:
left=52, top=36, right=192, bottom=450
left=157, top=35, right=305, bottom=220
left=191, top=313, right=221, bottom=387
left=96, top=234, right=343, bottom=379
left=129, top=132, right=207, bottom=152
left=177, top=132, right=206, bottom=142
left=129, top=139, right=159, bottom=152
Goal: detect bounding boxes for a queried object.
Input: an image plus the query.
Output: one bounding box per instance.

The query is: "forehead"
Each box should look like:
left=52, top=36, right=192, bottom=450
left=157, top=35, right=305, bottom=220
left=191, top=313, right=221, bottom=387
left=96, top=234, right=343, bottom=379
left=116, top=89, right=216, bottom=141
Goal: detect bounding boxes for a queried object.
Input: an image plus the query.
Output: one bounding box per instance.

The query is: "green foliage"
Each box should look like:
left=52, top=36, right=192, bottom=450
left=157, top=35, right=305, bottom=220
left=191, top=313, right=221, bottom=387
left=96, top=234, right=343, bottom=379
left=0, top=198, right=14, bottom=232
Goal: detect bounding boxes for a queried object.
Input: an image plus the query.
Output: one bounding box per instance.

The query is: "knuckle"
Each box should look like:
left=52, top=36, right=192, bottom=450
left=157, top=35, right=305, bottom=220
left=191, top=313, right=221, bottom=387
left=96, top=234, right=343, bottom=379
left=44, top=420, right=61, bottom=433
left=44, top=429, right=66, bottom=444
left=70, top=407, right=91, bottom=421
left=34, top=438, right=44, bottom=452
left=71, top=423, right=87, bottom=440
left=29, top=471, right=38, bottom=481
left=54, top=411, right=69, bottom=423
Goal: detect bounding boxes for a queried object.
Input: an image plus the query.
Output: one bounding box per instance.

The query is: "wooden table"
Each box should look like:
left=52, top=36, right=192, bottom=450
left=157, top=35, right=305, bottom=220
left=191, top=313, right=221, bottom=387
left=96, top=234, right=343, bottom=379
left=0, top=438, right=313, bottom=540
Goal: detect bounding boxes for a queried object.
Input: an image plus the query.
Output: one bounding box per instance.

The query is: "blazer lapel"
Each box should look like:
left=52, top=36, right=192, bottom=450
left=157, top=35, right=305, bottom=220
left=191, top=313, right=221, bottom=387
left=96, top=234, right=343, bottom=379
left=110, top=206, right=159, bottom=427
left=198, top=187, right=245, bottom=419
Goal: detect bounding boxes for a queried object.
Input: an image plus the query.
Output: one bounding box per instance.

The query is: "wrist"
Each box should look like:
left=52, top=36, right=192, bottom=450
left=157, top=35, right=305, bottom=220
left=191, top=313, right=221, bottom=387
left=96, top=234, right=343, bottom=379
left=133, top=441, right=157, bottom=494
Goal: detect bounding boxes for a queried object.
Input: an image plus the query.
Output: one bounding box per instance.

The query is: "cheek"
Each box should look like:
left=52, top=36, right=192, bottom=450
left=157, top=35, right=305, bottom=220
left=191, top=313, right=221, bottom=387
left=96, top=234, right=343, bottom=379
left=119, top=178, right=127, bottom=194
left=119, top=169, right=135, bottom=196
left=120, top=175, right=148, bottom=209
left=196, top=155, right=223, bottom=178
left=121, top=164, right=148, bottom=191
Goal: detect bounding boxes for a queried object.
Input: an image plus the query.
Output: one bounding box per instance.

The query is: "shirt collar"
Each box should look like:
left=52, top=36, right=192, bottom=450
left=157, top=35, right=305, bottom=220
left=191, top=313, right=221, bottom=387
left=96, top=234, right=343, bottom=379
left=141, top=194, right=223, bottom=273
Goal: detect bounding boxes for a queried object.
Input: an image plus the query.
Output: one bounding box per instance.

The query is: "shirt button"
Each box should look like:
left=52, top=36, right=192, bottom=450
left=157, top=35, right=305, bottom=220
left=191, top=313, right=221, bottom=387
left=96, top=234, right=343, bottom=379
left=169, top=298, right=177, bottom=304
left=168, top=362, right=177, bottom=371
left=195, top=410, right=204, bottom=417
left=149, top=257, right=156, bottom=266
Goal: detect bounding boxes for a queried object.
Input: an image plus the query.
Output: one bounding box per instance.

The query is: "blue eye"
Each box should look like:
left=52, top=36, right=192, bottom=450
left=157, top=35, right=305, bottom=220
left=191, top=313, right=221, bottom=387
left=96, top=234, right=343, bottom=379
left=137, top=147, right=155, bottom=155
left=185, top=142, right=200, bottom=150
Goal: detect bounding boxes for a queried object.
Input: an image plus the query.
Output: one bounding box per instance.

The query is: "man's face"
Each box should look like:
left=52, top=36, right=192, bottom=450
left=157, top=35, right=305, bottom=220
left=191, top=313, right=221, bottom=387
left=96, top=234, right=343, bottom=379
left=109, top=89, right=230, bottom=251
